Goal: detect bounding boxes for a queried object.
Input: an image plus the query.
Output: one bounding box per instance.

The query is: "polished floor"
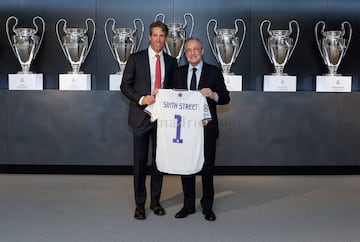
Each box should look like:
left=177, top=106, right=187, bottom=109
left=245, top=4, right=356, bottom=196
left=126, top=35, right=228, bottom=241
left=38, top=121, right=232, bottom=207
left=0, top=174, right=359, bottom=242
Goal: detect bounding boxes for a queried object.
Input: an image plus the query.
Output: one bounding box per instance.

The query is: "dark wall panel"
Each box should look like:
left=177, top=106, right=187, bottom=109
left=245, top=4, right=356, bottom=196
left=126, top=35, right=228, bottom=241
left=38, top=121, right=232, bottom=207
left=216, top=92, right=339, bottom=165
left=6, top=91, right=131, bottom=165
left=0, top=91, right=7, bottom=163
left=2, top=91, right=360, bottom=166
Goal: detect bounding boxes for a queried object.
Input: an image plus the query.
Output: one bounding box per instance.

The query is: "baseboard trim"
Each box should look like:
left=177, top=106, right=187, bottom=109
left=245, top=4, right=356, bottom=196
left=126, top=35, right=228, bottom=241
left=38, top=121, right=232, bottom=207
left=1, top=165, right=359, bottom=175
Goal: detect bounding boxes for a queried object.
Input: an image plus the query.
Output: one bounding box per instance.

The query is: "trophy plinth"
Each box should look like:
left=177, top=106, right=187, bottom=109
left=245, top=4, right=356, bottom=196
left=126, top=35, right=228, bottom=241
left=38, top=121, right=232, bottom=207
left=156, top=13, right=194, bottom=63
left=6, top=16, right=45, bottom=74
left=59, top=74, right=91, bottom=90
left=315, top=21, right=352, bottom=77
left=316, top=75, right=351, bottom=92
left=207, top=18, right=246, bottom=75
left=223, top=73, right=242, bottom=91
left=109, top=74, right=123, bottom=91
left=263, top=75, right=297, bottom=92
left=56, top=18, right=95, bottom=75
left=8, top=73, right=43, bottom=90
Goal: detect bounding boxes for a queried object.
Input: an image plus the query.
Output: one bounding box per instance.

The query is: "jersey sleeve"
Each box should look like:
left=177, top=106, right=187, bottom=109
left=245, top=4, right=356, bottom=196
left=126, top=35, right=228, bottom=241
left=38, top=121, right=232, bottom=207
left=144, top=100, right=159, bottom=122
left=202, top=97, right=212, bottom=121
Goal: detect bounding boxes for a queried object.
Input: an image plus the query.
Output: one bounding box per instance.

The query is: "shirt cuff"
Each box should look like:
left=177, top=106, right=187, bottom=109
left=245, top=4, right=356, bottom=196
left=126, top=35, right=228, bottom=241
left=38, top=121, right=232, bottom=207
left=213, top=93, right=219, bottom=103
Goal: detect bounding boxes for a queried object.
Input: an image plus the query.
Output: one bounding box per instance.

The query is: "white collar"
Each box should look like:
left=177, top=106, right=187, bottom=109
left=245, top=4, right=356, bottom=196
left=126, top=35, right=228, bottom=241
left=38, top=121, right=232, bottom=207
left=148, top=46, right=163, bottom=58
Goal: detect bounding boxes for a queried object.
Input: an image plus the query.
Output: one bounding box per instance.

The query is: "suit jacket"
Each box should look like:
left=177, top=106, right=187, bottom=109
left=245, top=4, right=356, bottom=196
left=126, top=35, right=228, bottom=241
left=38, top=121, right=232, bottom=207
left=121, top=49, right=177, bottom=134
left=172, top=62, right=230, bottom=138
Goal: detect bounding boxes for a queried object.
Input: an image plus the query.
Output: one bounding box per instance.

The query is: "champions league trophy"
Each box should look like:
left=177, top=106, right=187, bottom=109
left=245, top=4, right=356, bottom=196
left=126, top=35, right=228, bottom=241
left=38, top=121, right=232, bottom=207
left=206, top=18, right=246, bottom=91
left=315, top=21, right=352, bottom=92
left=315, top=21, right=352, bottom=76
left=56, top=18, right=96, bottom=90
left=105, top=18, right=144, bottom=90
left=105, top=18, right=144, bottom=74
left=6, top=16, right=45, bottom=90
left=260, top=20, right=299, bottom=92
left=155, top=13, right=194, bottom=63
left=260, top=20, right=299, bottom=75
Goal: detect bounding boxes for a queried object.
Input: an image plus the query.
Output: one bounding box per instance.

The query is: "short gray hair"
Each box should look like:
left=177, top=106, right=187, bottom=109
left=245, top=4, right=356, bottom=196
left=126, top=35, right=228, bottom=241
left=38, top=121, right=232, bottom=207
left=185, top=37, right=203, bottom=49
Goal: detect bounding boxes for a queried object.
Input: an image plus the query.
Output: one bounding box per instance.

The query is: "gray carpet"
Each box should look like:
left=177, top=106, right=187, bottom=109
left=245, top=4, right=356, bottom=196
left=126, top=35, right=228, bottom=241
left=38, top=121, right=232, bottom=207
left=0, top=174, right=359, bottom=242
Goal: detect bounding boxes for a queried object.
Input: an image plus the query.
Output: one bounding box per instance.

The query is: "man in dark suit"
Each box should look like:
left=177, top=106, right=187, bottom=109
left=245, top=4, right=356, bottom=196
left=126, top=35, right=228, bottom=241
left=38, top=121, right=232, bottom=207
left=120, top=21, right=177, bottom=220
left=172, top=37, right=230, bottom=221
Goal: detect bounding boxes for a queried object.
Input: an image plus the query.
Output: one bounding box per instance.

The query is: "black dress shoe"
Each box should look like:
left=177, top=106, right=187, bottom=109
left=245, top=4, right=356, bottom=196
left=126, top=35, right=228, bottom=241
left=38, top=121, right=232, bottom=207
left=134, top=204, right=146, bottom=220
left=202, top=209, right=216, bottom=221
left=150, top=201, right=165, bottom=216
left=175, top=207, right=195, bottom=219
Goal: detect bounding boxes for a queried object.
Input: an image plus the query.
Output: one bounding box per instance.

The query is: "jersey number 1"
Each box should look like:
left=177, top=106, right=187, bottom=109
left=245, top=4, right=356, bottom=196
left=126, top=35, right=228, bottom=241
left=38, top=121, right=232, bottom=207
left=172, top=114, right=183, bottom=144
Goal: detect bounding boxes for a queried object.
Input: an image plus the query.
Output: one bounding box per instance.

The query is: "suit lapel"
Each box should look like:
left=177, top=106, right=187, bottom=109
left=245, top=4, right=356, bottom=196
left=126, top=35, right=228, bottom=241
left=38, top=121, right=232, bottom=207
left=164, top=54, right=174, bottom=88
left=198, top=63, right=208, bottom=90
left=141, top=51, right=151, bottom=92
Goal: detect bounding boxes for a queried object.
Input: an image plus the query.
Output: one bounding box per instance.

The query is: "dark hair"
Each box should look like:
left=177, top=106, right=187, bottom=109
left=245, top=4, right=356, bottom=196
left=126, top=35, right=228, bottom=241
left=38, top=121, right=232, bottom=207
left=149, top=21, right=169, bottom=36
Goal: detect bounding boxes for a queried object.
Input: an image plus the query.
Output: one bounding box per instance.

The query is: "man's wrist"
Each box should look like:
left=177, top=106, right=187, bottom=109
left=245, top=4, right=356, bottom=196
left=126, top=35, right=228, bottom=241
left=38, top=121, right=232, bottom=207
left=139, top=96, right=145, bottom=105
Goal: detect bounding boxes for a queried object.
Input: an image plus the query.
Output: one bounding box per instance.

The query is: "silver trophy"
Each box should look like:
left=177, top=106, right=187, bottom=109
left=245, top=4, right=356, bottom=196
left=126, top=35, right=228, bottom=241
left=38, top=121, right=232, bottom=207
left=56, top=18, right=96, bottom=74
left=104, top=18, right=144, bottom=74
left=155, top=13, right=194, bottom=63
left=260, top=20, right=299, bottom=75
left=6, top=16, right=45, bottom=74
left=315, top=21, right=352, bottom=76
left=206, top=18, right=246, bottom=74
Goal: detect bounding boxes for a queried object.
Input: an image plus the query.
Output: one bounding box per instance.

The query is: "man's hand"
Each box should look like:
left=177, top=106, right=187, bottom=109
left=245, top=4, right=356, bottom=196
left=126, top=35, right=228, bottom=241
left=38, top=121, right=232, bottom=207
left=200, top=88, right=218, bottom=100
left=141, top=95, right=156, bottom=105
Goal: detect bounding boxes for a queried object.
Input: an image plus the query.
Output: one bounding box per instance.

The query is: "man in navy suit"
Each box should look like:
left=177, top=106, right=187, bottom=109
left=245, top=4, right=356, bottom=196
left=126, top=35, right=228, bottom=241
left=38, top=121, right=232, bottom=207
left=121, top=21, right=177, bottom=220
left=172, top=37, right=230, bottom=221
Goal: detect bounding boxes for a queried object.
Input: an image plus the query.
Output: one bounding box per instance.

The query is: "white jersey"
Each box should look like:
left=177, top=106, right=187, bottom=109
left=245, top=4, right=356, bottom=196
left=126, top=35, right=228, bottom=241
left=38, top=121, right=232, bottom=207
left=145, top=89, right=212, bottom=175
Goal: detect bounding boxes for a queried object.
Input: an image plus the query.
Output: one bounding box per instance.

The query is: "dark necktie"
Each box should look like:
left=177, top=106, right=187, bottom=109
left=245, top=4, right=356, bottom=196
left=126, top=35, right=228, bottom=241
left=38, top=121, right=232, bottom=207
left=190, top=68, right=197, bottom=90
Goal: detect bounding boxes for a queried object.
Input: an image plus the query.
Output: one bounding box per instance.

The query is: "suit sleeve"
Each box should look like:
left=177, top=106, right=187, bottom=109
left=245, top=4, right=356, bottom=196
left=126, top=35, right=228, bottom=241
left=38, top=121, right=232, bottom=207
left=120, top=54, right=143, bottom=104
left=214, top=68, right=230, bottom=105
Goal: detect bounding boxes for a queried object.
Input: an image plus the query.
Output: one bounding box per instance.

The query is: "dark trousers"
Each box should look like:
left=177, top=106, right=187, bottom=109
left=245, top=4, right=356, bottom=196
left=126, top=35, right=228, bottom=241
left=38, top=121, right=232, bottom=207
left=181, top=130, right=217, bottom=211
left=133, top=128, right=163, bottom=206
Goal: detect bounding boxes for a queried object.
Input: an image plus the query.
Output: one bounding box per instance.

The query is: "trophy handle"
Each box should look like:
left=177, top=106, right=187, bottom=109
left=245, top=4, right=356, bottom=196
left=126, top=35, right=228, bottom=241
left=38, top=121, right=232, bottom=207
left=133, top=18, right=144, bottom=52
left=104, top=18, right=117, bottom=61
left=314, top=21, right=326, bottom=61
left=155, top=13, right=165, bottom=23
left=341, top=21, right=352, bottom=55
left=234, top=18, right=246, bottom=60
left=260, top=20, right=272, bottom=62
left=183, top=13, right=194, bottom=38
left=56, top=18, right=69, bottom=60
left=32, top=16, right=46, bottom=59
left=5, top=16, right=18, bottom=56
left=84, top=18, right=96, bottom=61
left=206, top=19, right=219, bottom=63
left=288, top=20, right=299, bottom=60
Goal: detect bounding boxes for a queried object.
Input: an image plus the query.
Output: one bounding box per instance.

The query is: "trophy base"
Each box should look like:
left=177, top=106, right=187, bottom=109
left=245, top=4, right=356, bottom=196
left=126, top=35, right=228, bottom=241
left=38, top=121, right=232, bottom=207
left=223, top=74, right=242, bottom=91
left=59, top=74, right=91, bottom=90
left=8, top=73, right=43, bottom=90
left=67, top=71, right=84, bottom=74
left=263, top=75, right=297, bottom=92
left=323, top=73, right=342, bottom=76
left=109, top=73, right=123, bottom=91
left=271, top=72, right=289, bottom=76
left=316, top=75, right=352, bottom=92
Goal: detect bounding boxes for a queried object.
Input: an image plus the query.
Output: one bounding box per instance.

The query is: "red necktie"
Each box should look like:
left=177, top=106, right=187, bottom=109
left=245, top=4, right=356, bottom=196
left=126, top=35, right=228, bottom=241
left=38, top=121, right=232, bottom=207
left=155, top=54, right=161, bottom=89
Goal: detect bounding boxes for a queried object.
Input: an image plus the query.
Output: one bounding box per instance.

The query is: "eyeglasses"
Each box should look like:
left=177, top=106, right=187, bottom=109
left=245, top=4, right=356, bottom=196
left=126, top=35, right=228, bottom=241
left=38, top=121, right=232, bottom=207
left=185, top=47, right=202, bottom=53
